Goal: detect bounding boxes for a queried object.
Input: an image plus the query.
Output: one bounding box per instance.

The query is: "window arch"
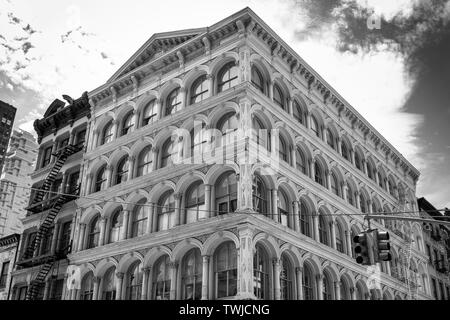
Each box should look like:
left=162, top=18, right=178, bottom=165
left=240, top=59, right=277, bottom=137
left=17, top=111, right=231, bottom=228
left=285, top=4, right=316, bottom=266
left=336, top=222, right=345, bottom=253
left=217, top=62, right=238, bottom=92
left=181, top=248, right=202, bottom=300
left=251, top=66, right=265, bottom=93
left=355, top=150, right=364, bottom=171
left=185, top=181, right=206, bottom=223
left=273, top=84, right=285, bottom=110
left=80, top=272, right=94, bottom=300
left=94, top=165, right=107, bottom=192
left=253, top=244, right=269, bottom=299
left=280, top=254, right=293, bottom=300
left=190, top=75, right=209, bottom=104
left=341, top=141, right=351, bottom=162
left=142, top=99, right=158, bottom=126
left=157, top=191, right=176, bottom=231
left=310, top=115, right=320, bottom=138
left=190, top=125, right=208, bottom=158
left=378, top=171, right=386, bottom=190
left=340, top=279, right=349, bottom=300
left=102, top=267, right=117, bottom=300
left=296, top=147, right=307, bottom=175
left=252, top=175, right=268, bottom=215
left=101, top=121, right=114, bottom=145
left=214, top=241, right=237, bottom=299
left=314, top=161, right=325, bottom=187
left=215, top=171, right=237, bottom=215
left=87, top=215, right=100, bottom=249
left=115, top=156, right=129, bottom=185
left=367, top=160, right=375, bottom=180
left=319, top=214, right=330, bottom=246
left=323, top=272, right=333, bottom=300
left=152, top=255, right=171, bottom=300
left=278, top=190, right=289, bottom=227
left=165, top=87, right=182, bottom=116
left=347, top=184, right=355, bottom=206
left=330, top=172, right=339, bottom=196
left=126, top=262, right=143, bottom=300
left=326, top=129, right=335, bottom=149
left=137, top=146, right=153, bottom=177
left=388, top=179, right=395, bottom=197
left=303, top=263, right=314, bottom=300
left=252, top=117, right=269, bottom=150
left=278, top=136, right=289, bottom=163
left=360, top=193, right=367, bottom=213
left=109, top=208, right=124, bottom=243
left=300, top=201, right=311, bottom=238
left=217, top=112, right=238, bottom=147
left=161, top=138, right=176, bottom=168
left=121, top=111, right=134, bottom=136
left=293, top=100, right=305, bottom=125
left=131, top=199, right=147, bottom=238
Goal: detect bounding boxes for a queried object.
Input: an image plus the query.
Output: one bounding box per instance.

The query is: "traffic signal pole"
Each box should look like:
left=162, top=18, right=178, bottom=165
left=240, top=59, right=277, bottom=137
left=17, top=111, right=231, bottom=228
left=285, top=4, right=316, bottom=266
left=364, top=215, right=450, bottom=227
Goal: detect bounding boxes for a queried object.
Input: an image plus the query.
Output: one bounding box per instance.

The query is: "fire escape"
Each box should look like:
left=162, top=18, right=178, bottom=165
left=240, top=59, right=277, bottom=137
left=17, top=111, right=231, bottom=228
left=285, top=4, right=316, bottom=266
left=16, top=143, right=82, bottom=300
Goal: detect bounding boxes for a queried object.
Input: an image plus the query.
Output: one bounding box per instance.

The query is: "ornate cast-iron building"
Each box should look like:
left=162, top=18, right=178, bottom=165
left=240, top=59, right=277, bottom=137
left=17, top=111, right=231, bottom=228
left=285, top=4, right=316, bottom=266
left=11, top=7, right=433, bottom=300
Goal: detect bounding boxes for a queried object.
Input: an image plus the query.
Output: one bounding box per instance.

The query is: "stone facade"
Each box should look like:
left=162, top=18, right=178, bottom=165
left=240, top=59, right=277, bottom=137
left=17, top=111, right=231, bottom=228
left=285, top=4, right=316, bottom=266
left=0, top=234, right=20, bottom=300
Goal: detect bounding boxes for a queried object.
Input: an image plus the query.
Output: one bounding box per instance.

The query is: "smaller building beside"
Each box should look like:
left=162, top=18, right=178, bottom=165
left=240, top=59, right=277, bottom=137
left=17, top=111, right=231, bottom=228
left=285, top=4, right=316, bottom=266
left=0, top=233, right=20, bottom=300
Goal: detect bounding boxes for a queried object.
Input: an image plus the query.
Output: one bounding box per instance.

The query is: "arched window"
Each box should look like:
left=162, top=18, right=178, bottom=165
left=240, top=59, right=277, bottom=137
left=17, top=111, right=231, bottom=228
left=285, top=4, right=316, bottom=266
left=367, top=161, right=374, bottom=180
left=280, top=255, right=293, bottom=300
left=137, top=146, right=152, bottom=177
left=326, top=129, right=335, bottom=149
left=126, top=262, right=143, bottom=300
left=253, top=245, right=269, bottom=299
left=161, top=138, right=175, bottom=168
left=278, top=190, right=289, bottom=227
left=165, top=88, right=182, bottom=116
left=87, top=215, right=100, bottom=249
left=388, top=180, right=395, bottom=197
left=360, top=194, right=367, bottom=213
left=121, top=111, right=134, bottom=136
left=158, top=191, right=176, bottom=231
left=215, top=172, right=237, bottom=215
left=296, top=148, right=307, bottom=175
left=323, top=272, right=332, bottom=300
left=278, top=136, right=288, bottom=163
left=303, top=264, right=314, bottom=300
left=217, top=62, right=238, bottom=92
left=109, top=208, right=123, bottom=243
left=347, top=184, right=355, bottom=206
left=300, top=201, right=311, bottom=237
left=336, top=222, right=344, bottom=253
left=293, top=100, right=304, bottom=125
left=102, top=267, right=116, bottom=300
left=341, top=142, right=350, bottom=162
left=378, top=172, right=385, bottom=190
left=314, top=162, right=324, bottom=187
left=355, top=152, right=363, bottom=171
left=251, top=66, right=264, bottom=93
left=94, top=165, right=107, bottom=192
left=252, top=117, right=268, bottom=149
left=131, top=200, right=147, bottom=238
left=355, top=285, right=364, bottom=300
left=340, top=280, right=349, bottom=300
left=218, top=112, right=238, bottom=147
left=330, top=172, right=339, bottom=196
left=319, top=215, right=329, bottom=246
left=190, top=75, right=209, bottom=104
left=252, top=175, right=268, bottom=215
left=115, top=156, right=129, bottom=185
left=214, top=242, right=237, bottom=299
left=80, top=272, right=94, bottom=300
left=153, top=255, right=171, bottom=300
left=311, top=115, right=320, bottom=138
left=142, top=99, right=158, bottom=126
left=185, top=182, right=206, bottom=223
left=181, top=248, right=202, bottom=300
left=190, top=126, right=207, bottom=158
left=273, top=84, right=285, bottom=110
left=101, top=121, right=114, bottom=145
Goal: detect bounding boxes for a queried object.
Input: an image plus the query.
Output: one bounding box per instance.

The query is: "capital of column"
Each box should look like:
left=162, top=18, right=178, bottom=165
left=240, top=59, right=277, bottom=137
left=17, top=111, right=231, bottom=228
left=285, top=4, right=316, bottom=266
left=202, top=255, right=210, bottom=263
left=116, top=272, right=124, bottom=279
left=295, top=267, right=303, bottom=274
left=174, top=193, right=182, bottom=200
left=93, top=276, right=101, bottom=284
left=143, top=266, right=151, bottom=273
left=272, top=258, right=280, bottom=266
left=168, top=261, right=179, bottom=269
left=151, top=146, right=158, bottom=153
left=129, top=155, right=135, bottom=162
left=106, top=164, right=113, bottom=171
left=350, top=287, right=355, bottom=293
left=316, top=274, right=323, bottom=281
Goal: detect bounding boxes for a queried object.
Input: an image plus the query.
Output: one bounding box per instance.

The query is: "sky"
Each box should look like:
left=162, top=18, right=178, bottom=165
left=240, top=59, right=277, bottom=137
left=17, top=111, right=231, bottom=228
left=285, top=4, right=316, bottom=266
left=0, top=0, right=448, bottom=209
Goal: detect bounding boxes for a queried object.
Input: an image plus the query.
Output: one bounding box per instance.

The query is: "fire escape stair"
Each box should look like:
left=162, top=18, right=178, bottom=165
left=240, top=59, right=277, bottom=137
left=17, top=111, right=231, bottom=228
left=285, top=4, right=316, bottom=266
left=25, top=259, right=55, bottom=300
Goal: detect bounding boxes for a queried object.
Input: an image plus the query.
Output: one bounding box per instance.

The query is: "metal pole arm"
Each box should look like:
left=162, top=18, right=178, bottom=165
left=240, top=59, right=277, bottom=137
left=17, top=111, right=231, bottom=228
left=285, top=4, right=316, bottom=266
left=364, top=214, right=450, bottom=227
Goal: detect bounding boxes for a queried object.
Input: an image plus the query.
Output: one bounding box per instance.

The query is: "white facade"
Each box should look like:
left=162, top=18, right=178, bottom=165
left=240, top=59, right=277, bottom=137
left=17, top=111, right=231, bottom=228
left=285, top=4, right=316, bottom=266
left=0, top=129, right=37, bottom=237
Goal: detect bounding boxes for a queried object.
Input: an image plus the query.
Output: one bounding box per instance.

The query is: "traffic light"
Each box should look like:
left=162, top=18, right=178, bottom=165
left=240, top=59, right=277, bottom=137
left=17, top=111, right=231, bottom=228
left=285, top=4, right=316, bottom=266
left=353, top=232, right=371, bottom=265
left=373, top=230, right=392, bottom=262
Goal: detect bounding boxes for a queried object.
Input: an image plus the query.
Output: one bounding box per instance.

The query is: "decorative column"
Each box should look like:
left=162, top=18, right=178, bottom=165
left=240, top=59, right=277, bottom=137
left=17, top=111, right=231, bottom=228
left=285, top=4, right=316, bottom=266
left=273, top=259, right=281, bottom=300
left=92, top=129, right=99, bottom=150
left=326, top=170, right=332, bottom=190
left=355, top=191, right=360, bottom=209
left=337, top=138, right=342, bottom=155
left=204, top=185, right=212, bottom=219
left=350, top=149, right=355, bottom=165
left=367, top=200, right=373, bottom=214
left=207, top=74, right=214, bottom=97
left=169, top=262, right=178, bottom=300
left=290, top=146, right=296, bottom=166
left=330, top=221, right=337, bottom=250
left=92, top=277, right=100, bottom=300
left=293, top=201, right=300, bottom=233
left=146, top=204, right=154, bottom=234
left=116, top=272, right=124, bottom=300
left=112, top=119, right=119, bottom=139
left=385, top=261, right=391, bottom=276
left=345, top=230, right=352, bottom=257
left=306, top=111, right=311, bottom=129
left=341, top=182, right=348, bottom=202
left=310, top=160, right=315, bottom=180
left=76, top=223, right=86, bottom=252
left=180, top=87, right=186, bottom=110
left=296, top=267, right=303, bottom=300
left=201, top=256, right=210, bottom=300
left=152, top=147, right=158, bottom=171
left=132, top=110, right=139, bottom=131
left=362, top=159, right=368, bottom=175
left=50, top=222, right=60, bottom=254
left=237, top=226, right=255, bottom=299
left=334, top=281, right=341, bottom=300
left=174, top=193, right=181, bottom=227
left=98, top=217, right=107, bottom=246
left=287, top=98, right=293, bottom=116
left=106, top=164, right=113, bottom=188
left=350, top=287, right=356, bottom=300
left=121, top=210, right=130, bottom=240
left=312, top=214, right=320, bottom=242
left=269, top=80, right=274, bottom=100
left=127, top=156, right=135, bottom=181
left=85, top=173, right=93, bottom=195
left=141, top=267, right=151, bottom=300
left=316, top=274, right=323, bottom=300
left=374, top=169, right=379, bottom=185
left=271, top=189, right=278, bottom=222
left=210, top=186, right=216, bottom=217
